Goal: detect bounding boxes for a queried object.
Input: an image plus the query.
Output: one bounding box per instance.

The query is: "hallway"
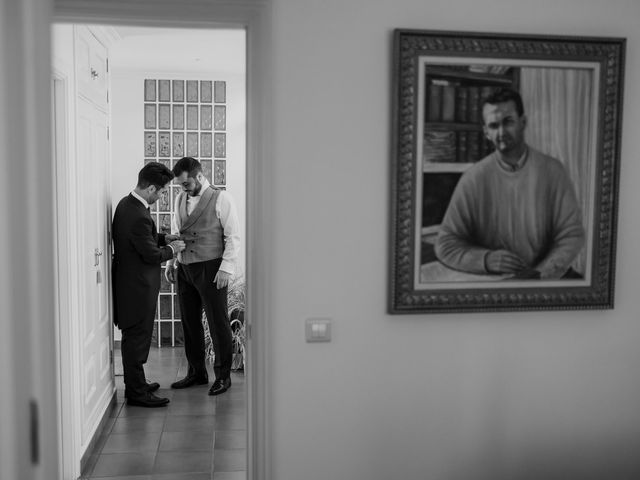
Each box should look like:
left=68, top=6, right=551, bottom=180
left=80, top=347, right=246, bottom=479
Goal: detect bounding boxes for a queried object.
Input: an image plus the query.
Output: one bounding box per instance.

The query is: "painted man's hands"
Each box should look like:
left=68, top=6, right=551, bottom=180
left=485, top=249, right=541, bottom=279
left=485, top=249, right=528, bottom=274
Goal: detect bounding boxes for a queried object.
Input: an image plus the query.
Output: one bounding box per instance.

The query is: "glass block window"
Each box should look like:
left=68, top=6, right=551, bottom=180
left=143, top=78, right=228, bottom=347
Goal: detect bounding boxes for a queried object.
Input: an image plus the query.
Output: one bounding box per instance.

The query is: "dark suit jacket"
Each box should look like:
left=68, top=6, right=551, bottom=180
left=112, top=194, right=174, bottom=329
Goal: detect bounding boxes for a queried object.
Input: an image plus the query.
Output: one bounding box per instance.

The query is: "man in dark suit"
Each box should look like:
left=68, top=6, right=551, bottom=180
left=112, top=162, right=186, bottom=407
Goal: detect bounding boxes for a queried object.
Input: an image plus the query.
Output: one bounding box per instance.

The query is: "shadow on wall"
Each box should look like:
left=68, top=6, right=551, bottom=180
left=444, top=433, right=640, bottom=480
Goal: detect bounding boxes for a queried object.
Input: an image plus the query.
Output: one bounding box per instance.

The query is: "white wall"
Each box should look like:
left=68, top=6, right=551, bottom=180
left=109, top=28, right=247, bottom=276
left=268, top=1, right=640, bottom=479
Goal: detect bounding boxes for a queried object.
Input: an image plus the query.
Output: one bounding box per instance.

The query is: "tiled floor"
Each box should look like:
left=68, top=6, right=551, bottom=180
left=80, top=346, right=246, bottom=480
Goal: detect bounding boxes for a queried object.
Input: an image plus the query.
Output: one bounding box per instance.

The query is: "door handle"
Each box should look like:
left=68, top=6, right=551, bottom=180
left=94, top=248, right=103, bottom=266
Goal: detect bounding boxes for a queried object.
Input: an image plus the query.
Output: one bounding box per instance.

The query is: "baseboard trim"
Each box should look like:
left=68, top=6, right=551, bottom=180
left=79, top=390, right=118, bottom=476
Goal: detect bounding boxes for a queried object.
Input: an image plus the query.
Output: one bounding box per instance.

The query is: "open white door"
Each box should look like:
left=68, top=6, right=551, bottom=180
left=76, top=93, right=113, bottom=448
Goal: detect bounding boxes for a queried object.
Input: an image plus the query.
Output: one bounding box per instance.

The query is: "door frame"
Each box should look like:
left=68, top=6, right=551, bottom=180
left=52, top=1, right=273, bottom=479
left=0, top=0, right=62, bottom=477
left=52, top=70, right=83, bottom=480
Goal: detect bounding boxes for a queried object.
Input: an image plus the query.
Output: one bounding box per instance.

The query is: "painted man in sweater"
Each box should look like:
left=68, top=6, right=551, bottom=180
left=434, top=88, right=585, bottom=280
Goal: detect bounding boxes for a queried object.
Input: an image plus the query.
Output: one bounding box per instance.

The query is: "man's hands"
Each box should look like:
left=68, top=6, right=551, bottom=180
left=168, top=240, right=186, bottom=259
left=485, top=249, right=529, bottom=274
left=484, top=250, right=541, bottom=279
left=214, top=270, right=231, bottom=289
left=165, top=262, right=177, bottom=284
left=164, top=237, right=184, bottom=285
left=167, top=235, right=186, bottom=258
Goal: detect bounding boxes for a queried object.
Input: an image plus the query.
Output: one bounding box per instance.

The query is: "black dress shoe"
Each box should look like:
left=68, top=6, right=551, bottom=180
left=147, top=381, right=160, bottom=393
left=127, top=392, right=170, bottom=408
left=171, top=374, right=208, bottom=389
left=124, top=381, right=161, bottom=398
left=208, top=377, right=231, bottom=396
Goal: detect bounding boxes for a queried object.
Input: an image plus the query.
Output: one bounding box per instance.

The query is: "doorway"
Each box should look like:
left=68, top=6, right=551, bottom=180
left=52, top=23, right=251, bottom=479
left=1, top=1, right=271, bottom=479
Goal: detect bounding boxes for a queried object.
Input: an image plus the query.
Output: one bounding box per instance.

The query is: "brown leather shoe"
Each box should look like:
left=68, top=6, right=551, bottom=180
left=171, top=374, right=209, bottom=389
left=126, top=392, right=170, bottom=408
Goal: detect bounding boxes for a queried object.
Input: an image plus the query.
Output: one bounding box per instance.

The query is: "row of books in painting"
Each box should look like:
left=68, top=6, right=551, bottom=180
left=427, top=80, right=497, bottom=124
left=423, top=129, right=493, bottom=165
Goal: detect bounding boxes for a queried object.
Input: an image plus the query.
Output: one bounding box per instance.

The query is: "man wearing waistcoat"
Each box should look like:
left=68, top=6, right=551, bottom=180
left=166, top=157, right=241, bottom=396
left=112, top=162, right=186, bottom=407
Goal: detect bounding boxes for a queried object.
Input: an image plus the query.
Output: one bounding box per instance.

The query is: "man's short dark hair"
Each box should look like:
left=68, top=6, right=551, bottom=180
left=482, top=87, right=525, bottom=118
left=137, top=162, right=174, bottom=189
left=173, top=157, right=202, bottom=178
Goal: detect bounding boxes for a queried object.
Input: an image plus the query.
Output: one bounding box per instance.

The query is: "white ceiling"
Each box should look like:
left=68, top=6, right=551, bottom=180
left=108, top=26, right=245, bottom=75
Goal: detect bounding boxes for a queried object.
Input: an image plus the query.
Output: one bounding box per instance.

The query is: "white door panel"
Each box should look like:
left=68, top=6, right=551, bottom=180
left=75, top=26, right=108, bottom=110
left=53, top=24, right=114, bottom=479
left=76, top=97, right=112, bottom=446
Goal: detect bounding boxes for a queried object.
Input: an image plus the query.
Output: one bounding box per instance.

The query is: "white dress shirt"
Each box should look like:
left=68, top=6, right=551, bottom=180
left=170, top=178, right=240, bottom=274
left=131, top=190, right=150, bottom=209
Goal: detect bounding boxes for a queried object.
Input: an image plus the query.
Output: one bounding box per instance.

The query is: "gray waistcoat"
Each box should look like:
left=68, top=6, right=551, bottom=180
left=177, top=186, right=224, bottom=264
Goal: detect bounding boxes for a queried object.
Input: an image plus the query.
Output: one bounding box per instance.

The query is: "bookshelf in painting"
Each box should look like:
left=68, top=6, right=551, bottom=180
left=420, top=65, right=519, bottom=265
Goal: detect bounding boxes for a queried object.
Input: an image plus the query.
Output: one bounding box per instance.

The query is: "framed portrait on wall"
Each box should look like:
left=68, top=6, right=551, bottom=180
left=389, top=29, right=625, bottom=314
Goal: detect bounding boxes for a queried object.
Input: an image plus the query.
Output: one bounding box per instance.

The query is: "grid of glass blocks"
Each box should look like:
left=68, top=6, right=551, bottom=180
left=143, top=78, right=228, bottom=347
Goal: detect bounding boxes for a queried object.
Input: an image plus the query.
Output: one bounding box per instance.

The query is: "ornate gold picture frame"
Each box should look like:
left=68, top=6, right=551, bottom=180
left=389, top=29, right=625, bottom=314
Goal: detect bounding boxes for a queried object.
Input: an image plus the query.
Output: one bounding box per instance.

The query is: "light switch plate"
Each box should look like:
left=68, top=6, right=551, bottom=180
left=305, top=318, right=332, bottom=342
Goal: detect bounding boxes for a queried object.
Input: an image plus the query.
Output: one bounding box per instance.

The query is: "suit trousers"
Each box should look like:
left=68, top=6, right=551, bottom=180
left=177, top=258, right=233, bottom=380
left=121, top=315, right=154, bottom=398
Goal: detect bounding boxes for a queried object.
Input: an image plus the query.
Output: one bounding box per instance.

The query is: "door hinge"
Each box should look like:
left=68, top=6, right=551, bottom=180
left=110, top=349, right=113, bottom=365
left=30, top=399, right=39, bottom=465
left=107, top=126, right=109, bottom=140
